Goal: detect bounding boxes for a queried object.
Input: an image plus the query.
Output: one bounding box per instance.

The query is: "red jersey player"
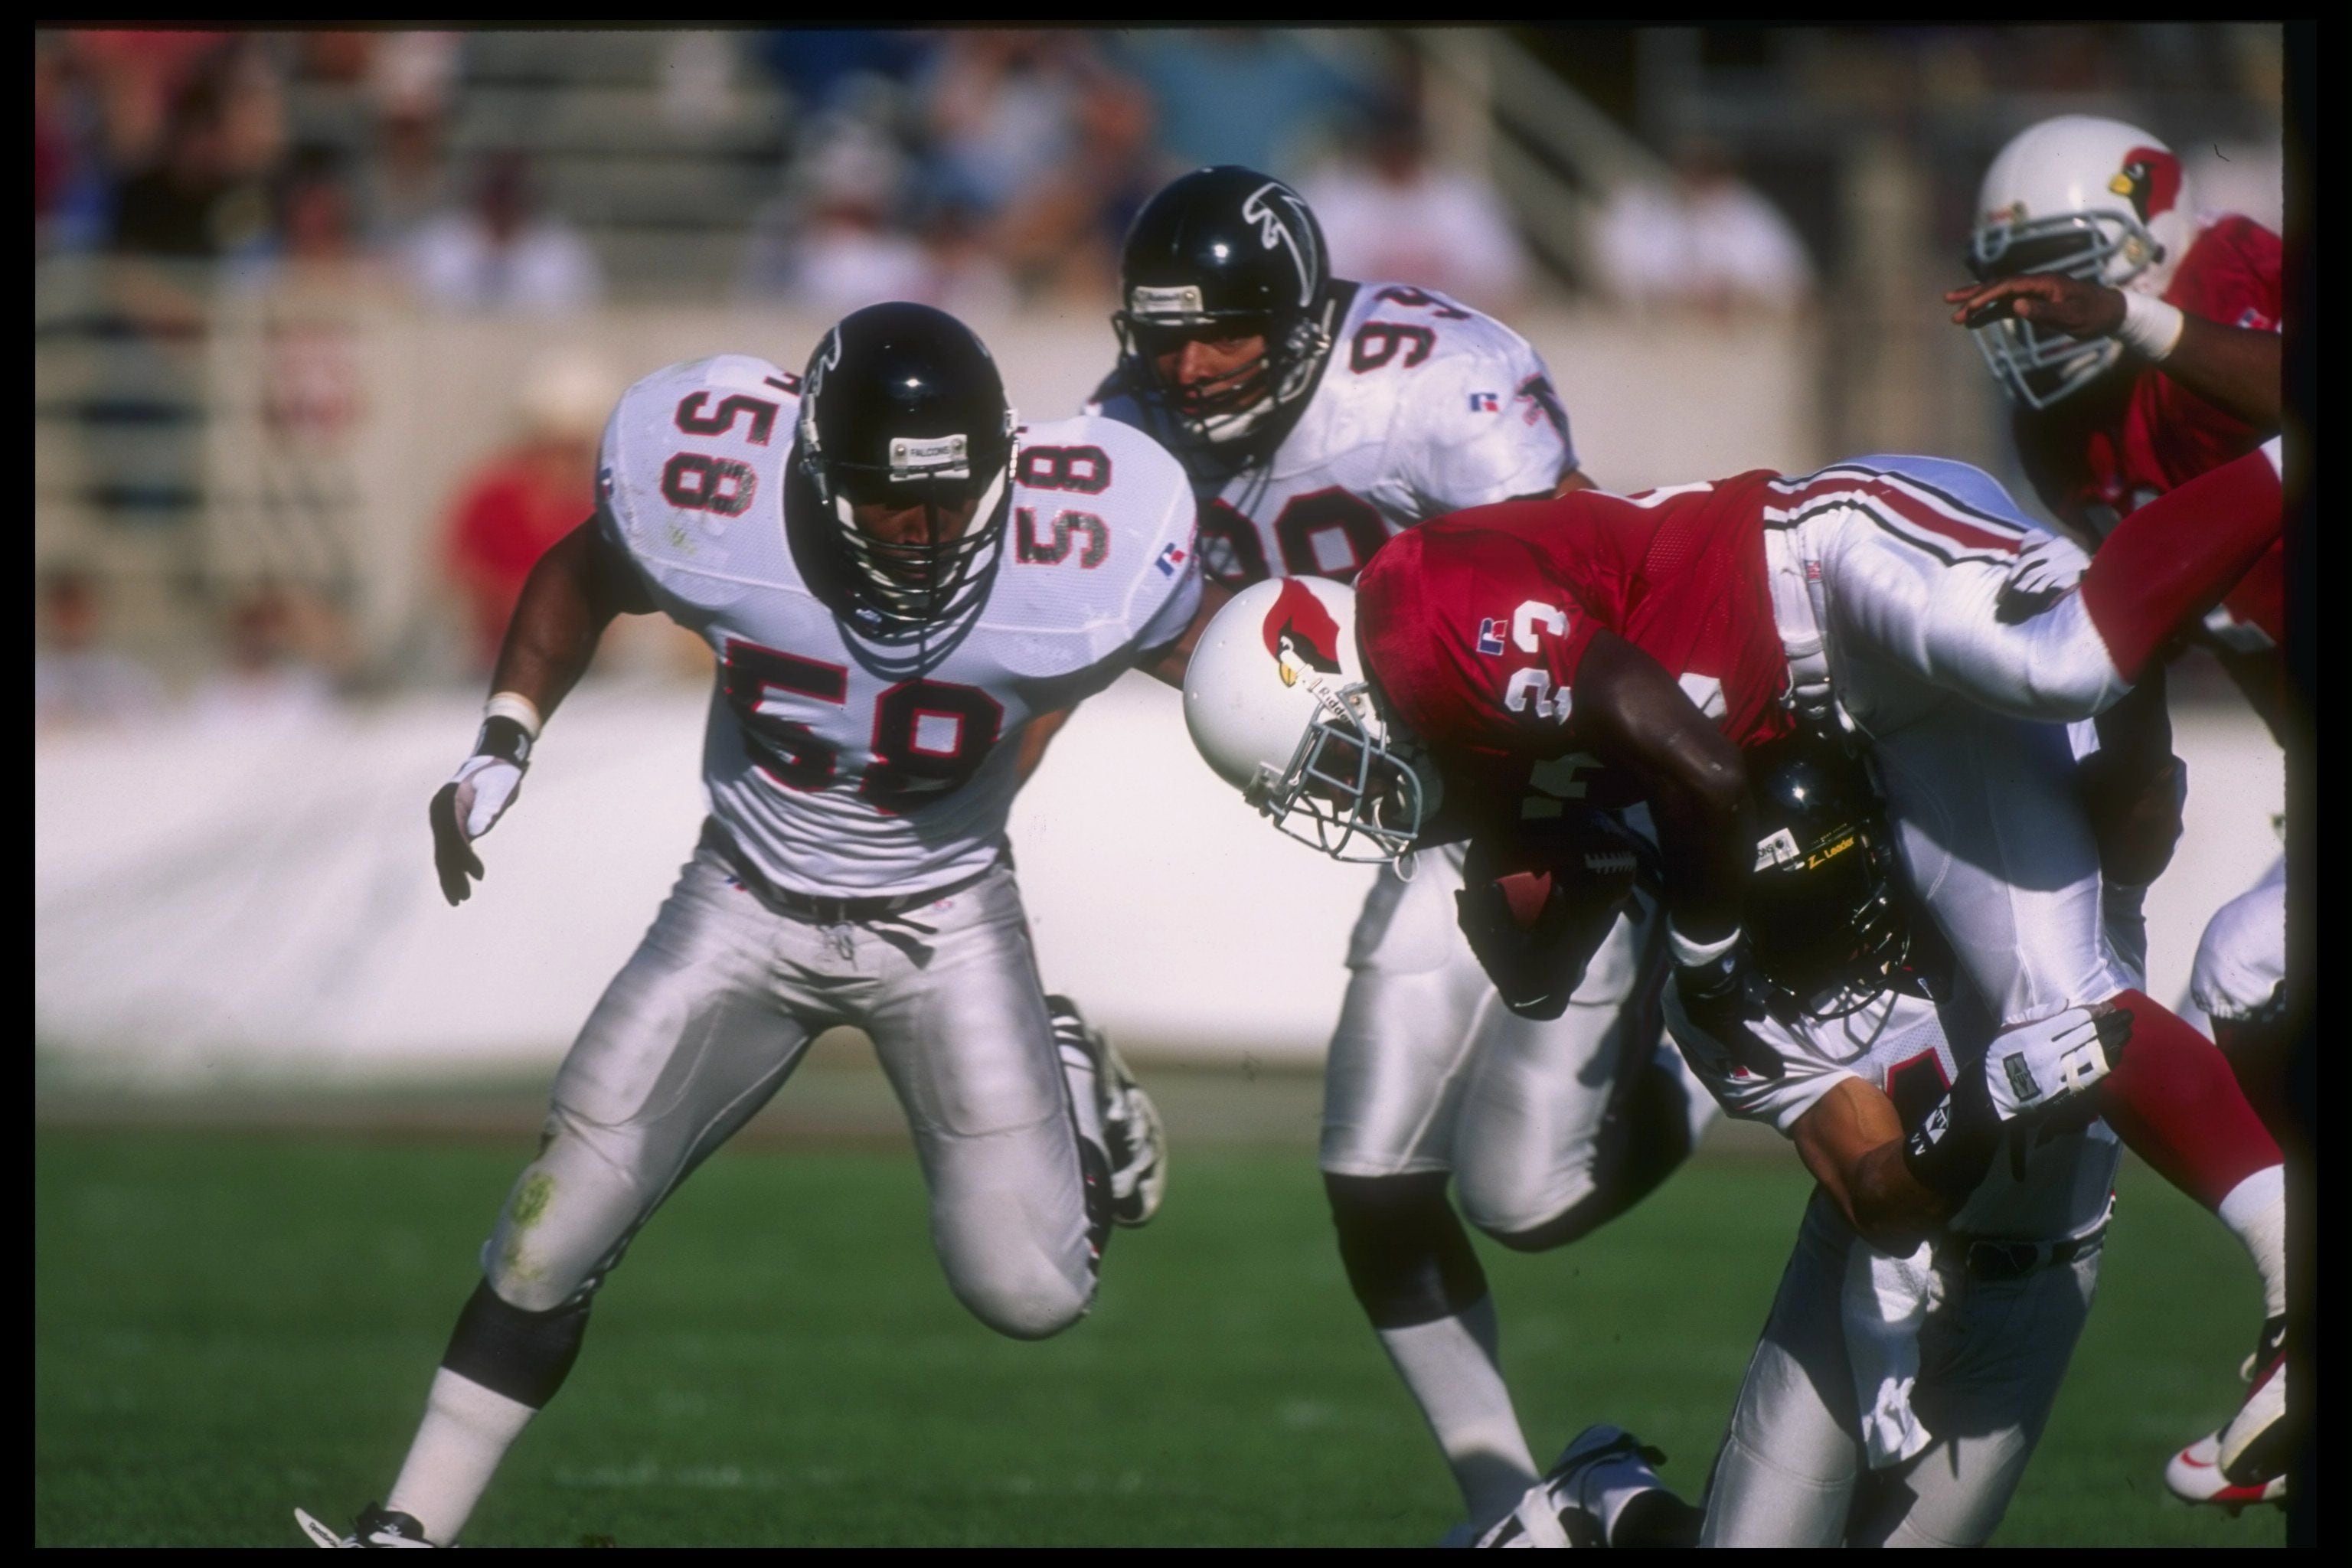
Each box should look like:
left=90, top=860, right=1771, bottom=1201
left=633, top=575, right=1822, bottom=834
left=1183, top=443, right=2288, bottom=1521
left=1947, top=115, right=2288, bottom=1508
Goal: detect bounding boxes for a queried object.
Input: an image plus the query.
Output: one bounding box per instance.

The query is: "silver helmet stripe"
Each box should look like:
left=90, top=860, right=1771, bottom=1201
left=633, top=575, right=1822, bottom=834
left=1240, top=182, right=1316, bottom=309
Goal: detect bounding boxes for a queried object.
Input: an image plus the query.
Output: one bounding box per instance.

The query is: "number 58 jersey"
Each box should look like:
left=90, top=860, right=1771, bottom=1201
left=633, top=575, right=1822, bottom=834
left=597, top=353, right=1202, bottom=899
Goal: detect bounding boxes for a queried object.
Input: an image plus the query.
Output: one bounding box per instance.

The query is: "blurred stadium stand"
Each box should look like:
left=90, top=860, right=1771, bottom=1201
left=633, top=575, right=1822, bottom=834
left=34, top=25, right=2288, bottom=1086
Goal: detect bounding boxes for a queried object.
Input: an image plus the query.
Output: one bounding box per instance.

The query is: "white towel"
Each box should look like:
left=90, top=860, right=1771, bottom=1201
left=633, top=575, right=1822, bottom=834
left=1841, top=1239, right=1936, bottom=1469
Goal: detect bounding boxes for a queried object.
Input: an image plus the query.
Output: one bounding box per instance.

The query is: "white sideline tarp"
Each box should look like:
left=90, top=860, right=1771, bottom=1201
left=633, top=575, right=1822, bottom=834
left=35, top=678, right=2282, bottom=1084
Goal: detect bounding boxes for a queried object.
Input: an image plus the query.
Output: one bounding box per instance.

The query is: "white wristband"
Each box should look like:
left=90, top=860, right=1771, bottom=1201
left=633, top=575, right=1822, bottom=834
left=484, top=691, right=544, bottom=738
left=1668, top=922, right=1741, bottom=969
left=2116, top=291, right=2186, bottom=362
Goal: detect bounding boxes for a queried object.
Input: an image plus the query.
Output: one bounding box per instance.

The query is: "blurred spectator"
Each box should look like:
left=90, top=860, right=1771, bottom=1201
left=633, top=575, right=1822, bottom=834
left=106, top=44, right=284, bottom=260
left=1595, top=139, right=1816, bottom=315
left=738, top=116, right=931, bottom=312
left=369, top=31, right=462, bottom=123
left=342, top=32, right=464, bottom=253
left=985, top=47, right=1161, bottom=304
left=1116, top=31, right=1364, bottom=176
left=920, top=31, right=1095, bottom=220
left=753, top=29, right=929, bottom=119
left=441, top=352, right=614, bottom=671
left=1299, top=101, right=1531, bottom=315
left=35, top=570, right=165, bottom=732
left=67, top=29, right=234, bottom=178
left=229, top=147, right=387, bottom=301
left=358, top=103, right=452, bottom=250
left=910, top=197, right=1018, bottom=318
left=35, top=38, right=113, bottom=253
left=406, top=152, right=602, bottom=314
left=185, top=583, right=345, bottom=730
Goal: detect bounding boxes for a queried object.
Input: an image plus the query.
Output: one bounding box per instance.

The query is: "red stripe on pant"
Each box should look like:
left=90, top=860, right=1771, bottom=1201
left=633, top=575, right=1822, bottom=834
left=2096, top=988, right=2282, bottom=1210
left=2081, top=449, right=2283, bottom=683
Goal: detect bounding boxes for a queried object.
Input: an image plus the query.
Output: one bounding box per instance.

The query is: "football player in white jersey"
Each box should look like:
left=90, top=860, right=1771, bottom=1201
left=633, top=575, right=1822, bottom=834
left=1070, top=168, right=1717, bottom=1541
left=1480, top=734, right=2121, bottom=1548
left=296, top=303, right=1200, bottom=1549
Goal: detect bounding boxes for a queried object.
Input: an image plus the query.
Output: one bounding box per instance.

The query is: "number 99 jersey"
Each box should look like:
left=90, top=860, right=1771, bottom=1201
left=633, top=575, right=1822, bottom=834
left=1091, top=282, right=1575, bottom=588
left=598, top=353, right=1202, bottom=899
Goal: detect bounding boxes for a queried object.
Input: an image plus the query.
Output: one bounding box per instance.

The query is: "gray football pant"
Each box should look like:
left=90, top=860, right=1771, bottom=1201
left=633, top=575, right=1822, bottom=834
left=479, top=841, right=1096, bottom=1341
left=1701, top=1192, right=2099, bottom=1547
left=1318, top=841, right=1707, bottom=1237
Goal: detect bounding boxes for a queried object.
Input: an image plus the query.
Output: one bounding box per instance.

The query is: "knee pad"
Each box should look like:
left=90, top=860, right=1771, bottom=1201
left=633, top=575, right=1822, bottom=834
left=1324, top=1171, right=1488, bottom=1328
left=441, top=1279, right=593, bottom=1410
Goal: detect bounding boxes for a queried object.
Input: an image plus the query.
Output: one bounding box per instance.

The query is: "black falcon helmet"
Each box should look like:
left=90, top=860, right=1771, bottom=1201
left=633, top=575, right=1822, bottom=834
left=1114, top=166, right=1337, bottom=452
left=793, top=302, right=1018, bottom=635
left=1741, top=730, right=1922, bottom=1020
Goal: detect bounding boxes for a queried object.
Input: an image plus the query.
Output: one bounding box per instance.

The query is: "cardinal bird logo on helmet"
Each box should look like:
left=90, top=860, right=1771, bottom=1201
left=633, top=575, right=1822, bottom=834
left=2109, top=147, right=2184, bottom=224
left=1263, top=579, right=1344, bottom=687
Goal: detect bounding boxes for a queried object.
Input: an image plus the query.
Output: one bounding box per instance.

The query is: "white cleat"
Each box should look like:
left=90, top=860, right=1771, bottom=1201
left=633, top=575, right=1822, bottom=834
left=2164, top=1314, right=2288, bottom=1511
left=1048, top=995, right=1165, bottom=1226
left=2164, top=1432, right=2285, bottom=1512
left=2215, top=1320, right=2288, bottom=1484
left=296, top=1505, right=439, bottom=1547
left=1475, top=1424, right=1677, bottom=1548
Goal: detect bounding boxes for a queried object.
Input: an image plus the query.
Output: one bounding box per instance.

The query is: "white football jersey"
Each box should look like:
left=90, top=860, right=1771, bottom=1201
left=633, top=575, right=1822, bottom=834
left=598, top=353, right=1201, bottom=897
left=1089, top=281, right=1575, bottom=586
left=1680, top=983, right=2118, bottom=1243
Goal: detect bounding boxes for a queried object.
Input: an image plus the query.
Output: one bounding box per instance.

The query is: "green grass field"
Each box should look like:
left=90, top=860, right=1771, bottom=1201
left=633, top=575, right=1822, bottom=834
left=35, top=1125, right=2283, bottom=1547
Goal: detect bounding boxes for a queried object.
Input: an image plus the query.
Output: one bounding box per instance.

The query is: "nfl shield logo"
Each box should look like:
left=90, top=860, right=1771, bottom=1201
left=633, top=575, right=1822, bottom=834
left=1476, top=617, right=1507, bottom=656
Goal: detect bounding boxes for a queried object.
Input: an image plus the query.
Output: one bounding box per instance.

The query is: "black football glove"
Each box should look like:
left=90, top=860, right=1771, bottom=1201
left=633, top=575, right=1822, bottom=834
left=1671, top=940, right=1789, bottom=1081
left=431, top=714, right=533, bottom=906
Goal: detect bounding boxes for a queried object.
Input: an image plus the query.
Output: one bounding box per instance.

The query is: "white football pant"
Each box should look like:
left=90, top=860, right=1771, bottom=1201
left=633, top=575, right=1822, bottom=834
left=479, top=838, right=1096, bottom=1341
left=1700, top=1188, right=2102, bottom=1547
left=1319, top=840, right=1709, bottom=1236
left=2192, top=855, right=2286, bottom=1025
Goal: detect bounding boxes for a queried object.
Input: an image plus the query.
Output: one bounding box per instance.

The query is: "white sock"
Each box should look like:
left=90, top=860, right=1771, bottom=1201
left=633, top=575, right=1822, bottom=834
left=383, top=1367, right=539, bottom=1545
left=1375, top=1295, right=1539, bottom=1531
left=2216, top=1165, right=2287, bottom=1321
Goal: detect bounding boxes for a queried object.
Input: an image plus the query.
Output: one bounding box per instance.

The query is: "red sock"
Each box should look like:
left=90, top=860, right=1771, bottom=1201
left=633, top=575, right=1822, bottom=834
left=2079, top=449, right=2282, bottom=681
left=2096, top=989, right=2282, bottom=1210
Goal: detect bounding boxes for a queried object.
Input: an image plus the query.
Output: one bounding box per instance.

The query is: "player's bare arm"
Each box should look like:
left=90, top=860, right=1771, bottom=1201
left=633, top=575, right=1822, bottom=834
left=486, top=518, right=658, bottom=716
left=1792, top=1078, right=1952, bottom=1253
left=2078, top=668, right=2187, bottom=888
left=1567, top=629, right=1749, bottom=942
left=430, top=518, right=656, bottom=906
left=1014, top=708, right=1074, bottom=787
left=1946, top=273, right=2279, bottom=430
left=1570, top=629, right=1785, bottom=1082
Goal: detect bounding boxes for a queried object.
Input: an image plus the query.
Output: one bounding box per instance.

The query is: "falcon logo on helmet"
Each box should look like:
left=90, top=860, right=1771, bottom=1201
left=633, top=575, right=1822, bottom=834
left=1263, top=579, right=1344, bottom=685
left=1238, top=181, right=1321, bottom=309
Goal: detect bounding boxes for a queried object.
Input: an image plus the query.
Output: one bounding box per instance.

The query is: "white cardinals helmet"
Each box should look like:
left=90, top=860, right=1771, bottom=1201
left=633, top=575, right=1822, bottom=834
left=1967, top=114, right=2196, bottom=410
left=1183, top=577, right=1436, bottom=864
